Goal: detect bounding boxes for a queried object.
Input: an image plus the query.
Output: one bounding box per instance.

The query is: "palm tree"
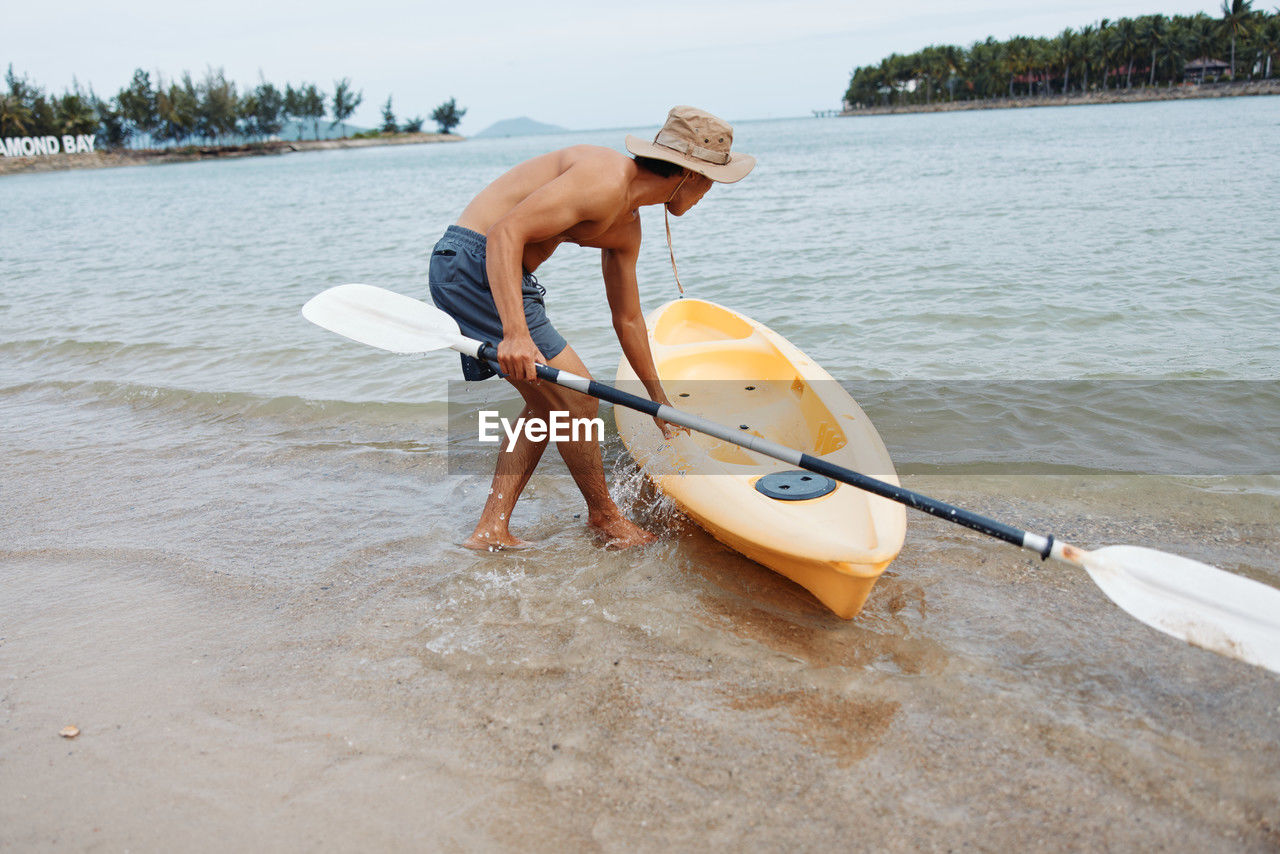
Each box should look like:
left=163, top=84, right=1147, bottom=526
left=1000, top=37, right=1030, bottom=96
left=1188, top=12, right=1220, bottom=64
left=967, top=38, right=1001, bottom=99
left=0, top=92, right=32, bottom=137
left=885, top=53, right=913, bottom=104
left=1138, top=15, right=1170, bottom=86
left=1256, top=13, right=1280, bottom=78
left=939, top=44, right=963, bottom=100
left=1078, top=24, right=1097, bottom=91
left=909, top=50, right=929, bottom=105
left=1057, top=29, right=1080, bottom=94
left=1220, top=0, right=1256, bottom=77
left=1163, top=18, right=1197, bottom=84
left=1029, top=37, right=1054, bottom=95
left=844, top=63, right=884, bottom=109
left=3, top=65, right=39, bottom=137
left=1094, top=19, right=1117, bottom=89
left=1108, top=17, right=1141, bottom=88
left=873, top=57, right=895, bottom=105
left=922, top=46, right=951, bottom=104
left=53, top=82, right=97, bottom=136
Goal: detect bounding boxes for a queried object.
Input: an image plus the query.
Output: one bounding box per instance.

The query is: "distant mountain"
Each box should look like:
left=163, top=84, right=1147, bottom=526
left=474, top=117, right=569, bottom=138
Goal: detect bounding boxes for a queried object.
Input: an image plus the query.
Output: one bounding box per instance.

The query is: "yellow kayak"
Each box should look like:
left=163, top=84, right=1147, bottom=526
left=615, top=298, right=906, bottom=618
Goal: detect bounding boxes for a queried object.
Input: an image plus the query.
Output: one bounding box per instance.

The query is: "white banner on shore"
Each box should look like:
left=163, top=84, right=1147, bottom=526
left=1, top=135, right=97, bottom=157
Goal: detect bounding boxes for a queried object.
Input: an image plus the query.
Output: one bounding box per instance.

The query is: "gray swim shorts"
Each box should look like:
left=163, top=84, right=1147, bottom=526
left=428, top=225, right=568, bottom=381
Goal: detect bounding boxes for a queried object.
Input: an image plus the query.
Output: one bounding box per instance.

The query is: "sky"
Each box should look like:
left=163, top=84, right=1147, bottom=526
left=4, top=0, right=1223, bottom=135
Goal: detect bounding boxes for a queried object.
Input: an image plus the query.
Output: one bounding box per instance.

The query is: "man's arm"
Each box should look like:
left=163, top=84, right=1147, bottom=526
left=485, top=167, right=624, bottom=381
left=602, top=243, right=682, bottom=439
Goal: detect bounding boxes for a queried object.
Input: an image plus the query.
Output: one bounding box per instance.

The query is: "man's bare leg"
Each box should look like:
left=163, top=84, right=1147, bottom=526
left=463, top=400, right=550, bottom=550
left=538, top=346, right=655, bottom=548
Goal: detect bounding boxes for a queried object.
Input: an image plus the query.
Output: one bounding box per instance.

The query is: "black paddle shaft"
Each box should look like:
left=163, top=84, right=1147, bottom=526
left=474, top=343, right=1050, bottom=558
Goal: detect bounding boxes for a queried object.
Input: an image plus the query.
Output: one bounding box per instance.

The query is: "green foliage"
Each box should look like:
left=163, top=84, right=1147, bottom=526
left=3, top=67, right=487, bottom=149
left=197, top=67, right=239, bottom=141
left=302, top=83, right=325, bottom=140
left=280, top=82, right=325, bottom=140
left=92, top=91, right=130, bottom=150
left=2, top=66, right=36, bottom=137
left=284, top=84, right=305, bottom=140
left=331, top=78, right=362, bottom=138
left=1257, top=15, right=1280, bottom=77
left=0, top=66, right=391, bottom=150
left=53, top=82, right=97, bottom=136
left=844, top=7, right=1280, bottom=108
left=154, top=73, right=199, bottom=145
left=246, top=79, right=285, bottom=140
left=381, top=95, right=398, bottom=133
left=1220, top=0, right=1257, bottom=77
left=431, top=97, right=465, bottom=133
left=115, top=69, right=156, bottom=144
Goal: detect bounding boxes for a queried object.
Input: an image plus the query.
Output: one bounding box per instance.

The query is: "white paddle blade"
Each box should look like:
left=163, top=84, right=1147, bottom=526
left=302, top=283, right=463, bottom=354
left=1081, top=545, right=1280, bottom=674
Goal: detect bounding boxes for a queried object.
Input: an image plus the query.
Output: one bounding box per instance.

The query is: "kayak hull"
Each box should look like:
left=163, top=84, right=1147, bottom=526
left=615, top=298, right=906, bottom=618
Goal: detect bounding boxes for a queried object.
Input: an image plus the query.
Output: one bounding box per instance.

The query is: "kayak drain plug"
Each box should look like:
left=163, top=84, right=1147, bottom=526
left=755, top=471, right=838, bottom=501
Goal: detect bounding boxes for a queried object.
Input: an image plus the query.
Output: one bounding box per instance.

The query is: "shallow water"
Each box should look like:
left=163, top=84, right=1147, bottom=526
left=3, top=98, right=1279, bottom=849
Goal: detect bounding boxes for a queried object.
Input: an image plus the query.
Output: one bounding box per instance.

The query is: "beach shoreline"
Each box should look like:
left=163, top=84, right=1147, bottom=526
left=0, top=132, right=464, bottom=177
left=3, top=470, right=1278, bottom=851
left=840, top=78, right=1280, bottom=117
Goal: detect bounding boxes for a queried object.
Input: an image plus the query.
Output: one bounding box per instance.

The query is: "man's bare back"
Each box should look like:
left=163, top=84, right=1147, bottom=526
left=457, top=146, right=643, bottom=268
left=455, top=144, right=711, bottom=383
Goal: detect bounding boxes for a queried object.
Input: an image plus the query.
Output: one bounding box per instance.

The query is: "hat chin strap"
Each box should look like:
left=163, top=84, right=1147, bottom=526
left=664, top=174, right=689, bottom=298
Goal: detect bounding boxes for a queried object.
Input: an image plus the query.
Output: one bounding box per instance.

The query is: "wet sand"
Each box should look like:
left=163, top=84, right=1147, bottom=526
left=4, top=464, right=1278, bottom=851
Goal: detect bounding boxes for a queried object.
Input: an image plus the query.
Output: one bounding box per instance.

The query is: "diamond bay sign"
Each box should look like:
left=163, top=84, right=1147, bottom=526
left=1, top=134, right=98, bottom=157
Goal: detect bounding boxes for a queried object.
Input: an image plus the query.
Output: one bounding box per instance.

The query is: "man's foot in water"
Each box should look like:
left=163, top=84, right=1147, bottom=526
left=588, top=512, right=657, bottom=549
left=462, top=529, right=536, bottom=551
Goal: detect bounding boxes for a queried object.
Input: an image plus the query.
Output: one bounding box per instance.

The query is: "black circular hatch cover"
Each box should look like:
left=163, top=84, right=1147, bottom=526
left=754, top=470, right=838, bottom=501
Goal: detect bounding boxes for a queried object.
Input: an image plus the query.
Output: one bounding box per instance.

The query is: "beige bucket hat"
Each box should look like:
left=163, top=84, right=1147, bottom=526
left=625, top=106, right=756, bottom=184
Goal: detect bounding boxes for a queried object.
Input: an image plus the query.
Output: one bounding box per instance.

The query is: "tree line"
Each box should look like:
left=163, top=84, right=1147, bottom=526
left=844, top=2, right=1280, bottom=108
left=0, top=65, right=466, bottom=149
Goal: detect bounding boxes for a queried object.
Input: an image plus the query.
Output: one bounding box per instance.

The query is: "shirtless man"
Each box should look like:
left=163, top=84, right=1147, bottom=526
left=429, top=106, right=755, bottom=550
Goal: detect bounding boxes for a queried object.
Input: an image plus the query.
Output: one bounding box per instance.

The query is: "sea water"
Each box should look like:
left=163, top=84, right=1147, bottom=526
left=2, top=98, right=1278, bottom=849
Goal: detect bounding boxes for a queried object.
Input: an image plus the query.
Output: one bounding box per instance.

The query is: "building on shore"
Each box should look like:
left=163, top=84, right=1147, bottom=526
left=1183, top=57, right=1231, bottom=83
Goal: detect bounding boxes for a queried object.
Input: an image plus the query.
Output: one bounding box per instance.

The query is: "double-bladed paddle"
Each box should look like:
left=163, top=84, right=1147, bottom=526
left=302, top=283, right=1280, bottom=675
